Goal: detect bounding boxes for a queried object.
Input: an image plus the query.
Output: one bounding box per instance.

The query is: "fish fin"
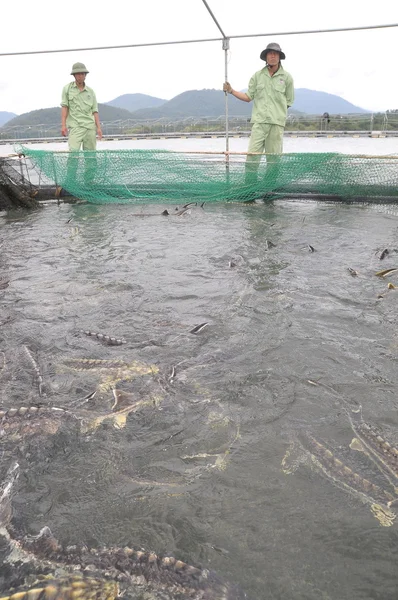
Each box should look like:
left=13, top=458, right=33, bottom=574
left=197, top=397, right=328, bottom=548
left=0, top=462, right=19, bottom=527
left=281, top=442, right=305, bottom=474
left=375, top=268, right=398, bottom=277
left=112, top=388, right=135, bottom=410
left=349, top=437, right=365, bottom=452
left=370, top=503, right=396, bottom=527
left=81, top=417, right=102, bottom=434
left=27, top=525, right=61, bottom=554
left=113, top=414, right=128, bottom=429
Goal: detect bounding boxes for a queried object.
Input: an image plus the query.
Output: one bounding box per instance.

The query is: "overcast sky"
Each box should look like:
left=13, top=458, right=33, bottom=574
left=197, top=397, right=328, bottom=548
left=1, top=0, right=397, bottom=115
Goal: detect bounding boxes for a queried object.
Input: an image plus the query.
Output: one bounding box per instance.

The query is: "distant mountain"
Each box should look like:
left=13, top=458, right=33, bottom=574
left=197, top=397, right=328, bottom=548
left=1, top=104, right=135, bottom=130
left=126, top=88, right=365, bottom=120
left=105, top=93, right=166, bottom=112
left=0, top=88, right=371, bottom=135
left=0, top=111, right=17, bottom=126
left=127, top=89, right=256, bottom=119
left=294, top=88, right=369, bottom=114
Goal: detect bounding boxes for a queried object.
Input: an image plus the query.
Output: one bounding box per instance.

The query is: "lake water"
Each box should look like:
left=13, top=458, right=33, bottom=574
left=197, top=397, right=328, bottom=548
left=1, top=135, right=398, bottom=155
left=0, top=137, right=398, bottom=599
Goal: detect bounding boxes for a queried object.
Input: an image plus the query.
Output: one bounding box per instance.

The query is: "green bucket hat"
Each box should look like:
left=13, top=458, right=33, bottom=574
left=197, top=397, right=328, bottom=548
left=260, top=43, right=286, bottom=61
left=71, top=62, right=89, bottom=75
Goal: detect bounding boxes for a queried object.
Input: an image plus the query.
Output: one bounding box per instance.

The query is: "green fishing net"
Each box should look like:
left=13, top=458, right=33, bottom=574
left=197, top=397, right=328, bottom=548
left=21, top=147, right=398, bottom=204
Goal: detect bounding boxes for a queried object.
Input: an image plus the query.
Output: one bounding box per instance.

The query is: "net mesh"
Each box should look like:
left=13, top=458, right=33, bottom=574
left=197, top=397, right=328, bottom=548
left=0, top=156, right=39, bottom=210
left=21, top=147, right=398, bottom=204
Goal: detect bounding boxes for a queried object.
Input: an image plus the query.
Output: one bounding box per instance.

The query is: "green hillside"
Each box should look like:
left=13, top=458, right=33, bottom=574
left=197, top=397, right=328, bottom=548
left=2, top=104, right=134, bottom=130
left=105, top=93, right=166, bottom=112
left=129, top=89, right=254, bottom=119
left=0, top=88, right=372, bottom=139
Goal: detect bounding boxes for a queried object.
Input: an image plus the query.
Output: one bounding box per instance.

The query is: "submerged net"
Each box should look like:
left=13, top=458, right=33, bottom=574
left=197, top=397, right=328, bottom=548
left=0, top=156, right=39, bottom=210
left=21, top=147, right=398, bottom=204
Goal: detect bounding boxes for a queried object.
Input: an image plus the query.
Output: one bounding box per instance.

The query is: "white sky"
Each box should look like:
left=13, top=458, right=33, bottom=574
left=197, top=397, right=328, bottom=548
left=1, top=0, right=397, bottom=115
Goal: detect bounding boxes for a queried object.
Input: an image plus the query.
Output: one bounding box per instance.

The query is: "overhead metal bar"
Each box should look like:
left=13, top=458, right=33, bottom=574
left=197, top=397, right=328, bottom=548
left=0, top=23, right=397, bottom=56
left=199, top=1, right=231, bottom=164
left=201, top=0, right=227, bottom=39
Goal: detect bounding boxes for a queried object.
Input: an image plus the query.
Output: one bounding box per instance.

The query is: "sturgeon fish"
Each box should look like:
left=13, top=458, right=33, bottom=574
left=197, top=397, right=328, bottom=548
left=61, top=359, right=159, bottom=392
left=78, top=330, right=127, bottom=346
left=282, top=433, right=398, bottom=527
left=0, top=467, right=245, bottom=600
left=81, top=390, right=160, bottom=432
left=347, top=406, right=398, bottom=494
left=0, top=576, right=119, bottom=600
left=0, top=406, right=74, bottom=441
left=24, top=346, right=44, bottom=397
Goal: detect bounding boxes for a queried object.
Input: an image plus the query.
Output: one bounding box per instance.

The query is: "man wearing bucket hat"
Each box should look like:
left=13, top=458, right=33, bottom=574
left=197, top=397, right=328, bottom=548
left=61, top=62, right=102, bottom=150
left=223, top=43, right=294, bottom=178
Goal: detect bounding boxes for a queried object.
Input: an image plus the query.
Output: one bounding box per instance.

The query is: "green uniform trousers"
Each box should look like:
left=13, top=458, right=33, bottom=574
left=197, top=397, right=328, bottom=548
left=244, top=123, right=284, bottom=193
left=246, top=123, right=284, bottom=169
left=66, top=127, right=97, bottom=186
left=68, top=127, right=97, bottom=151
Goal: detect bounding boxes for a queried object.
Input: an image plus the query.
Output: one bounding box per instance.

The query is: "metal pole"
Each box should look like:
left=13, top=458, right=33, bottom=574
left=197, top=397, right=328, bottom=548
left=223, top=37, right=230, bottom=169
left=1, top=23, right=397, bottom=56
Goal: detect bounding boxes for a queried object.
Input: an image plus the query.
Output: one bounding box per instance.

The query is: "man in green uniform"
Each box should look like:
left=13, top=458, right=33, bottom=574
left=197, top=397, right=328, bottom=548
left=223, top=43, right=294, bottom=179
left=60, top=62, right=102, bottom=188
left=61, top=62, right=102, bottom=150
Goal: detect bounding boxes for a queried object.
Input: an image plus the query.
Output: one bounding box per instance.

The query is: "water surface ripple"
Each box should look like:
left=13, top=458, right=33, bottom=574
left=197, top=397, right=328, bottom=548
left=0, top=200, right=398, bottom=599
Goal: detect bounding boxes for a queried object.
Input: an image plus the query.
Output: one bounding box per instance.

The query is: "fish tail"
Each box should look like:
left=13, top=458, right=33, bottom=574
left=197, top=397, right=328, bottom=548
left=0, top=462, right=19, bottom=527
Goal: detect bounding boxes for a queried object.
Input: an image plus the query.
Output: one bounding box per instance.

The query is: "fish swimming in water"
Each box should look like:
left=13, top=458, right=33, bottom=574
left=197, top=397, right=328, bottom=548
left=189, top=323, right=209, bottom=335
left=347, top=268, right=358, bottom=277
left=0, top=461, right=19, bottom=527
left=0, top=466, right=245, bottom=600
left=182, top=424, right=241, bottom=475
left=12, top=527, right=244, bottom=599
left=175, top=208, right=191, bottom=217
left=0, top=576, right=119, bottom=600
left=81, top=389, right=160, bottom=432
left=282, top=433, right=397, bottom=526
left=229, top=255, right=244, bottom=268
left=24, top=346, right=44, bottom=397
left=347, top=406, right=398, bottom=494
left=375, top=267, right=398, bottom=277
left=379, top=248, right=389, bottom=260
left=78, top=330, right=127, bottom=346
left=0, top=406, right=74, bottom=441
left=0, top=464, right=245, bottom=599
left=167, top=366, right=176, bottom=384
left=61, top=358, right=159, bottom=392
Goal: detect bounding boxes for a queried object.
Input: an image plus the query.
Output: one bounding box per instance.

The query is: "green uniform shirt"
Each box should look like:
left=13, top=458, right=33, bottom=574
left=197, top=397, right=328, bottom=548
left=61, top=82, right=98, bottom=129
left=246, top=65, right=294, bottom=127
